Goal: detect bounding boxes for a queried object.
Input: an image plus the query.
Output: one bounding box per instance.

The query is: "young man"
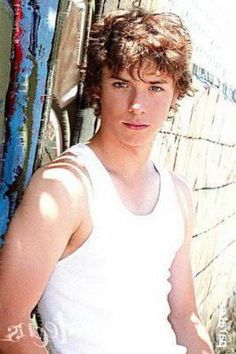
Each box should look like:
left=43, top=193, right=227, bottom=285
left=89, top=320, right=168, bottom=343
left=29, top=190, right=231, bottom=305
left=0, top=8, right=214, bottom=354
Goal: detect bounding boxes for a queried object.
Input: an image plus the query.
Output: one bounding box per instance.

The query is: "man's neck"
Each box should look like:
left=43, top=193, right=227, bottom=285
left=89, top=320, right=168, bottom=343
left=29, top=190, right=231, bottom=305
left=88, top=132, right=154, bottom=181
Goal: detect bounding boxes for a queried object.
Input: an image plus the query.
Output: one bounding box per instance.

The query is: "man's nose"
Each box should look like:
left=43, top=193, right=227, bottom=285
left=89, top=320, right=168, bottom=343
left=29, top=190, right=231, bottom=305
left=128, top=91, right=146, bottom=114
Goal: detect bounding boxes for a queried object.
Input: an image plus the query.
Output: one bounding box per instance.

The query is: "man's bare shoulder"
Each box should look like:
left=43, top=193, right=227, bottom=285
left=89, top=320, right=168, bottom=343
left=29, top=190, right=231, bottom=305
left=169, top=171, right=194, bottom=227
left=30, top=152, right=89, bottom=198
left=169, top=171, right=192, bottom=195
left=35, top=151, right=89, bottom=187
left=19, top=152, right=91, bottom=236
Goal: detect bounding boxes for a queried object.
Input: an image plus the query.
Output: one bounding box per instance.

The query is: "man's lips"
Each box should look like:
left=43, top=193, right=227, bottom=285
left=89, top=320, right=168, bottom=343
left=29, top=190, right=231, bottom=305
left=122, top=122, right=149, bottom=130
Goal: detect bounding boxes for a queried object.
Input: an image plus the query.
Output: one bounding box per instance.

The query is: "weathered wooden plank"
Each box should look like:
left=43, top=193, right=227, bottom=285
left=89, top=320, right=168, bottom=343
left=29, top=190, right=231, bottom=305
left=35, top=0, right=75, bottom=163
left=102, top=0, right=117, bottom=14
left=0, top=1, right=13, bottom=174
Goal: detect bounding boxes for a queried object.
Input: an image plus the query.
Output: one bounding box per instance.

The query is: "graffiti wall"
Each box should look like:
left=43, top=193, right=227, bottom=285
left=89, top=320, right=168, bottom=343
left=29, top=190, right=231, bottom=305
left=0, top=0, right=93, bottom=239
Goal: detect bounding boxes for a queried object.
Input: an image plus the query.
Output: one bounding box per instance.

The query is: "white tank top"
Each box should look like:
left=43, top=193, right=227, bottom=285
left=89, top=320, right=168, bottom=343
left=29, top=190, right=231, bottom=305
left=37, top=143, right=187, bottom=354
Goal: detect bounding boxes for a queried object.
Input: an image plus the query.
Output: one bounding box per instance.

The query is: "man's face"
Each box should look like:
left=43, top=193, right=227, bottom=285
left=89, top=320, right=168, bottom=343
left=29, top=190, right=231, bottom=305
left=97, top=64, right=178, bottom=147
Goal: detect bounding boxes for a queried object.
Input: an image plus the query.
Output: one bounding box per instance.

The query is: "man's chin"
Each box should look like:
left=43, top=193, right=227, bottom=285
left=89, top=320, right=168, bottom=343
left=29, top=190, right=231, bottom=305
left=118, top=136, right=155, bottom=149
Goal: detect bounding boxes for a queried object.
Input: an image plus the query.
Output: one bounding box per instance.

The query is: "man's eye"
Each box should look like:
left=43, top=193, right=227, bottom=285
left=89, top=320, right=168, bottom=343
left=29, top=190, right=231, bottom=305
left=150, top=86, right=164, bottom=92
left=112, top=82, right=128, bottom=89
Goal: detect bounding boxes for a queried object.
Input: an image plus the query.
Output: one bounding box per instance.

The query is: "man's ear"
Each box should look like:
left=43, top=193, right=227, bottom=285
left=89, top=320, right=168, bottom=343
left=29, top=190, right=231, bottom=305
left=168, top=90, right=180, bottom=119
left=93, top=88, right=101, bottom=99
left=171, top=90, right=179, bottom=106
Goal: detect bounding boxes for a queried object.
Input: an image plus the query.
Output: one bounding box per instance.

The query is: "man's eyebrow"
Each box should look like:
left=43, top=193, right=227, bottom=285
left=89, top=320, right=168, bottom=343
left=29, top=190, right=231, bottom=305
left=110, top=75, right=130, bottom=82
left=148, top=80, right=168, bottom=84
left=109, top=75, right=168, bottom=84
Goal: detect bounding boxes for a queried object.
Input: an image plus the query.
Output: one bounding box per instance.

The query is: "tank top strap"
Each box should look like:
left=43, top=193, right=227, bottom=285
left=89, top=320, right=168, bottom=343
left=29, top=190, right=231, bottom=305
left=68, top=143, right=118, bottom=217
left=68, top=143, right=112, bottom=192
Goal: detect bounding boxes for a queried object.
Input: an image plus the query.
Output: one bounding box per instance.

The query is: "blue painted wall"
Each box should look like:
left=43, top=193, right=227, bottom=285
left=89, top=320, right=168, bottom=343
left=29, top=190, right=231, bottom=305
left=0, top=0, right=60, bottom=244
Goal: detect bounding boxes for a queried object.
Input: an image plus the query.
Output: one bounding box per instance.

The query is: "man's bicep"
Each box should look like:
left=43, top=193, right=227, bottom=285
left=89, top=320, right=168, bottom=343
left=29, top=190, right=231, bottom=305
left=168, top=243, right=198, bottom=320
left=0, top=167, right=83, bottom=325
left=168, top=173, right=199, bottom=319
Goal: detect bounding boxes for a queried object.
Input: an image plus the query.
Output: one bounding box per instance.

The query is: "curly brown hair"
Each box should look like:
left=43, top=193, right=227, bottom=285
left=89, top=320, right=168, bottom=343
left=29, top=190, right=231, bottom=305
left=84, top=8, right=194, bottom=117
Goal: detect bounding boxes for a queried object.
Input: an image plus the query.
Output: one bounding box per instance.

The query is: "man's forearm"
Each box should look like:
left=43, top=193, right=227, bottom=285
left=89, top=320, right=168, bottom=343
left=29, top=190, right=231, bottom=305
left=169, top=313, right=214, bottom=354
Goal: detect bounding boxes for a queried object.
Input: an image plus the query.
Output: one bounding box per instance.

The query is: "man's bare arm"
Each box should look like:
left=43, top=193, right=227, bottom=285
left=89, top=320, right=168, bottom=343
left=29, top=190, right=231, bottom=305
left=168, top=174, right=214, bottom=354
left=0, top=160, right=88, bottom=353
